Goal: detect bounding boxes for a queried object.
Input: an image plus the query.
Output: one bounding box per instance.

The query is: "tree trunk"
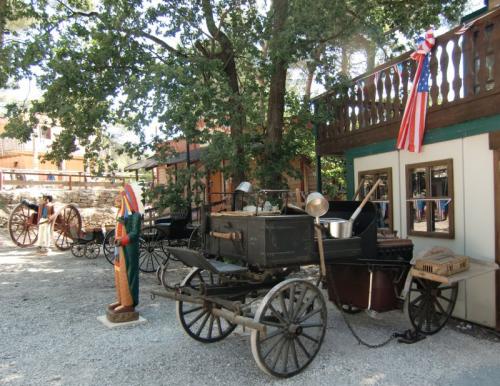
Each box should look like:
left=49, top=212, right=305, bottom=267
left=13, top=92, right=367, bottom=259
left=264, top=0, right=289, bottom=188
left=201, top=0, right=246, bottom=187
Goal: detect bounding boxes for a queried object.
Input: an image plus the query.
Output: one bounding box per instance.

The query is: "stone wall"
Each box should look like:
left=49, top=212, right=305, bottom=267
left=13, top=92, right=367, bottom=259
left=0, top=188, right=120, bottom=229
left=1, top=188, right=119, bottom=208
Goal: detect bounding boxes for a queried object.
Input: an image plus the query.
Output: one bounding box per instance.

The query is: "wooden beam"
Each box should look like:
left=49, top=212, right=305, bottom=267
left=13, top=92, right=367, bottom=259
left=494, top=149, right=500, bottom=330
left=489, top=130, right=500, bottom=150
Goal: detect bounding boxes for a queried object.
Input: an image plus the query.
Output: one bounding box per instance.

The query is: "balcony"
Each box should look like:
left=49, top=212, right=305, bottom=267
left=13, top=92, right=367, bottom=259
left=314, top=8, right=500, bottom=155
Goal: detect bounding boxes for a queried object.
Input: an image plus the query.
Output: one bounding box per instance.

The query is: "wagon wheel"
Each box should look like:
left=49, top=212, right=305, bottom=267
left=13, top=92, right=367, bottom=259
left=139, top=226, right=166, bottom=273
left=251, top=279, right=327, bottom=378
left=404, top=277, right=458, bottom=335
left=71, top=243, right=86, bottom=258
left=84, top=242, right=101, bottom=259
left=187, top=226, right=202, bottom=250
left=176, top=268, right=237, bottom=343
left=103, top=229, right=116, bottom=265
left=52, top=204, right=82, bottom=251
left=8, top=203, right=38, bottom=247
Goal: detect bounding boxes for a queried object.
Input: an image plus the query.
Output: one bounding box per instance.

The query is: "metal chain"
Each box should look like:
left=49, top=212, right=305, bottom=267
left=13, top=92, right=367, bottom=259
left=326, top=277, right=397, bottom=349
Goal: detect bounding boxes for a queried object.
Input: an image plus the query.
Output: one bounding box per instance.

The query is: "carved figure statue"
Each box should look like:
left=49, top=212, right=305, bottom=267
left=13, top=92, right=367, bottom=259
left=107, top=183, right=144, bottom=323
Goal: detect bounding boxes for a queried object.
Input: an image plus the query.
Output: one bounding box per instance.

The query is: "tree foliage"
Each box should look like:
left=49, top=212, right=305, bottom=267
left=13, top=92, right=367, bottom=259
left=1, top=0, right=467, bottom=202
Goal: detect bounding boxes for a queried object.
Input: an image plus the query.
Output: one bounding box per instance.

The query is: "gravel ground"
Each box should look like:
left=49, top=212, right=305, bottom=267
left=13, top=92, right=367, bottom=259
left=1, top=229, right=499, bottom=386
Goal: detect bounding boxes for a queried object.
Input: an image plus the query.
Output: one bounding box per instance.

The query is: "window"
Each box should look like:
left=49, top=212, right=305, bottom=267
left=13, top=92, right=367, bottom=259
left=406, top=159, right=454, bottom=238
left=358, top=168, right=393, bottom=231
left=41, top=126, right=51, bottom=140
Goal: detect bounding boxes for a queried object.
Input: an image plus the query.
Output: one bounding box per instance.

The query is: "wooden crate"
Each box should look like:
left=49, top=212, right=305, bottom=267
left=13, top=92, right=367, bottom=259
left=414, top=254, right=470, bottom=276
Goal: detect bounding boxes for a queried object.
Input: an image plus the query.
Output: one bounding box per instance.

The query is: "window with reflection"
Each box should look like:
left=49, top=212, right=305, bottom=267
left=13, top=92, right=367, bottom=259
left=358, top=168, right=393, bottom=231
left=406, top=159, right=454, bottom=238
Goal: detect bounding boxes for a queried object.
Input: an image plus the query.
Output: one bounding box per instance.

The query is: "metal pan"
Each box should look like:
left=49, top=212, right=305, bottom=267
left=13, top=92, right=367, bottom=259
left=322, top=179, right=382, bottom=238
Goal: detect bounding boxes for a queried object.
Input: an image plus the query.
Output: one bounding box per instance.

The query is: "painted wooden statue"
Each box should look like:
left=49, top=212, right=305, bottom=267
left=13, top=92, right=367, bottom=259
left=107, top=183, right=144, bottom=323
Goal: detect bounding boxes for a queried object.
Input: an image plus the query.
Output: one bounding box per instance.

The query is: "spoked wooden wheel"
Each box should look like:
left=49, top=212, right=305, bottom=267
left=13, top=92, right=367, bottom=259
left=251, top=279, right=327, bottom=378
left=53, top=205, right=82, bottom=251
left=8, top=203, right=39, bottom=247
left=71, top=243, right=86, bottom=258
left=103, top=229, right=115, bottom=265
left=176, top=268, right=237, bottom=343
left=405, top=277, right=458, bottom=335
left=84, top=242, right=101, bottom=259
left=139, top=226, right=166, bottom=273
left=187, top=226, right=202, bottom=250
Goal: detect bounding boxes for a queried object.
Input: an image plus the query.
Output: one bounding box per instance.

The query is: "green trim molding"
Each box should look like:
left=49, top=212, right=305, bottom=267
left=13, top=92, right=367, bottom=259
left=344, top=114, right=500, bottom=198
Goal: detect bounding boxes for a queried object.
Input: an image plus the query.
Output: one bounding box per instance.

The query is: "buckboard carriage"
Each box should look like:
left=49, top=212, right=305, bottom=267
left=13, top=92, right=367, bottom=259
left=148, top=192, right=499, bottom=379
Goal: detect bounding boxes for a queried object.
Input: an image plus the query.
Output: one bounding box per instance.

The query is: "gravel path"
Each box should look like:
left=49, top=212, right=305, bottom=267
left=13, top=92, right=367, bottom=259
left=0, top=230, right=499, bottom=386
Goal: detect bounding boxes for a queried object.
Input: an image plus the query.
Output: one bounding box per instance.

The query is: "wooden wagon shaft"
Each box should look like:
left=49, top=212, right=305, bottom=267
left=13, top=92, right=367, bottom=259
left=151, top=289, right=267, bottom=335
left=151, top=288, right=241, bottom=311
left=211, top=308, right=267, bottom=336
left=151, top=289, right=205, bottom=305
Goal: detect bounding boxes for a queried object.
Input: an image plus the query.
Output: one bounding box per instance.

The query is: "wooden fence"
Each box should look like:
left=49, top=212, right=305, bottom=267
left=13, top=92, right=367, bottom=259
left=0, top=169, right=133, bottom=190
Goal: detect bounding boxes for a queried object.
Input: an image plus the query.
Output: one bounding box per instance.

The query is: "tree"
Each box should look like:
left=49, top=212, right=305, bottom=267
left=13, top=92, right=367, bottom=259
left=1, top=0, right=467, bottom=192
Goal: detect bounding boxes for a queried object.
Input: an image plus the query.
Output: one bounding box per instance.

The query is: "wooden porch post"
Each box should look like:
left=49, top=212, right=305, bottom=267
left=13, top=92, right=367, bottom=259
left=489, top=131, right=500, bottom=330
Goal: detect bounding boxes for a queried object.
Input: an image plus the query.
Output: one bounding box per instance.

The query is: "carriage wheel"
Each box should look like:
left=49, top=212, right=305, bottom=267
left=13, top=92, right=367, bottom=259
left=103, top=229, right=116, bottom=265
left=405, top=277, right=458, bottom=335
left=176, top=268, right=237, bottom=343
left=187, top=226, right=202, bottom=250
left=84, top=242, right=101, bottom=259
left=71, top=243, right=86, bottom=258
left=139, top=226, right=165, bottom=273
left=53, top=205, right=82, bottom=251
left=251, top=279, right=327, bottom=378
left=8, top=203, right=38, bottom=247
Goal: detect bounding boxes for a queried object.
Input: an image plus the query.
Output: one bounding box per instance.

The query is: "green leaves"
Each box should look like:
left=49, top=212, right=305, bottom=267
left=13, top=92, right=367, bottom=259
left=1, top=0, right=468, bottom=209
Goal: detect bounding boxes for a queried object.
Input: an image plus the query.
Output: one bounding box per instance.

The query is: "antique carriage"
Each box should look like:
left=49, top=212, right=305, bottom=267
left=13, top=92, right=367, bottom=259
left=152, top=195, right=468, bottom=378
left=8, top=201, right=82, bottom=250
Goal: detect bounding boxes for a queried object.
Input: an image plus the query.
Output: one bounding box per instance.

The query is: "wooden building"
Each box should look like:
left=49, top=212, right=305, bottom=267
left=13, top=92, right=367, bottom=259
left=313, top=4, right=500, bottom=329
left=0, top=117, right=85, bottom=173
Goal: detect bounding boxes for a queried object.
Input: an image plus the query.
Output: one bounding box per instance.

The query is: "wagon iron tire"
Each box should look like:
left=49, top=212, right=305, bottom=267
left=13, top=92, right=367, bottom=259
left=251, top=279, right=327, bottom=378
left=404, top=276, right=458, bottom=335
left=8, top=203, right=38, bottom=247
left=187, top=226, right=202, bottom=251
left=103, top=229, right=115, bottom=265
left=176, top=268, right=237, bottom=343
left=52, top=204, right=82, bottom=251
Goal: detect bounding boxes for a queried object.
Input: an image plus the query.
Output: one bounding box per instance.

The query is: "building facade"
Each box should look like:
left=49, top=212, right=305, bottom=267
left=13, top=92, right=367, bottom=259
left=314, top=5, right=500, bottom=329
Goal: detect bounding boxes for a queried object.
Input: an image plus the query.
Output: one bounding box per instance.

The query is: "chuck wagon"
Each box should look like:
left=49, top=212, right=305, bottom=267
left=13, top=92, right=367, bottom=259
left=151, top=194, right=475, bottom=378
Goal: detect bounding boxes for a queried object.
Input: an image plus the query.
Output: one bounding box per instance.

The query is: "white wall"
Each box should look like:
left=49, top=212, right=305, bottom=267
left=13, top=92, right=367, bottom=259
left=353, top=133, right=496, bottom=327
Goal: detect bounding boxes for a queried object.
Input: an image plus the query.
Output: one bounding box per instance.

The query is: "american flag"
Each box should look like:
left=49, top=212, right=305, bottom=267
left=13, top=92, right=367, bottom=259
left=396, top=29, right=435, bottom=153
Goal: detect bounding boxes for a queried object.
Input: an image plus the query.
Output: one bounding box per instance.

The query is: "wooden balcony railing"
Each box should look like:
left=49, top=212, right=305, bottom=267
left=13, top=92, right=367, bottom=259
left=314, top=8, right=500, bottom=154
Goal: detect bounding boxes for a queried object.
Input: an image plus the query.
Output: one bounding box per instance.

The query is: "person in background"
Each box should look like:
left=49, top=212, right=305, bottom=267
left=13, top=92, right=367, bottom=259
left=22, top=194, right=55, bottom=254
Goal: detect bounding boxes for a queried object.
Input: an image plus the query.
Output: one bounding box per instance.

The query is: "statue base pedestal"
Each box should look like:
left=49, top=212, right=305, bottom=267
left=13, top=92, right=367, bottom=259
left=97, top=315, right=147, bottom=329
left=106, top=309, right=139, bottom=323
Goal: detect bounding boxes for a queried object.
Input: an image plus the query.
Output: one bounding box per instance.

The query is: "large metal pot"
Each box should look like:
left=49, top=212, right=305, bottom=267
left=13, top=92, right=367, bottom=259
left=321, top=179, right=382, bottom=238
